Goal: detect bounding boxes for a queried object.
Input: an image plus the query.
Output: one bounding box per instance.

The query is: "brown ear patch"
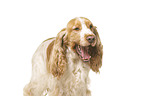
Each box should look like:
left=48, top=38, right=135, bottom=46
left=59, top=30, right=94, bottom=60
left=89, top=27, right=103, bottom=73
left=46, top=30, right=67, bottom=79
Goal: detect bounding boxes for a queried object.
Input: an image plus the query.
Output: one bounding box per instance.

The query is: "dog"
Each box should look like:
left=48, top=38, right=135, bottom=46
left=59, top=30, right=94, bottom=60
left=23, top=17, right=103, bottom=96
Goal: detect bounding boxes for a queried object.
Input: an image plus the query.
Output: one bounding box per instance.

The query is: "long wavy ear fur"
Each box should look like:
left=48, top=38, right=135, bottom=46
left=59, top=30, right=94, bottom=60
left=47, top=29, right=67, bottom=79
left=89, top=26, right=103, bottom=73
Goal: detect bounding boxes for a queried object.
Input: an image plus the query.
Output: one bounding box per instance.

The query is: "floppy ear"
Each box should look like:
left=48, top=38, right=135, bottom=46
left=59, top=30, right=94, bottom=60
left=89, top=26, right=103, bottom=73
left=47, top=29, right=67, bottom=79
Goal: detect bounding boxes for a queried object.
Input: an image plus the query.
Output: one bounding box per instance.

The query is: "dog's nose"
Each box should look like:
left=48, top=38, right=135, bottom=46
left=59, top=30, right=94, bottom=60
left=86, top=36, right=95, bottom=43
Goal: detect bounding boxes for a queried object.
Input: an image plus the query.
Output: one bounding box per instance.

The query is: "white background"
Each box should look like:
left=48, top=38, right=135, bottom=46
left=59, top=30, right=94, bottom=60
left=0, top=0, right=145, bottom=96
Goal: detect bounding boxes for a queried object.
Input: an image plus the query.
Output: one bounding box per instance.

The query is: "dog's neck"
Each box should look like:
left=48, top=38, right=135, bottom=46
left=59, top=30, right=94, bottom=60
left=62, top=47, right=90, bottom=82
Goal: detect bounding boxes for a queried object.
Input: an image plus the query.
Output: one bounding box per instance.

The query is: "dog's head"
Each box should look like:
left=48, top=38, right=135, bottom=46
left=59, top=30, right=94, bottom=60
left=66, top=17, right=98, bottom=62
left=47, top=17, right=103, bottom=78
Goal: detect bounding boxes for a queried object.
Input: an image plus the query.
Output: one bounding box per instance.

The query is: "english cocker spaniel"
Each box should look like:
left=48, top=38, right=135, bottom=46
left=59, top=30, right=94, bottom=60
left=23, top=17, right=103, bottom=96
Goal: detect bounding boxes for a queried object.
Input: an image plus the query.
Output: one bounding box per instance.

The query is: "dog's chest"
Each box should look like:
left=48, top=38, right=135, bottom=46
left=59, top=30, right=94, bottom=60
left=65, top=48, right=90, bottom=81
left=59, top=49, right=90, bottom=95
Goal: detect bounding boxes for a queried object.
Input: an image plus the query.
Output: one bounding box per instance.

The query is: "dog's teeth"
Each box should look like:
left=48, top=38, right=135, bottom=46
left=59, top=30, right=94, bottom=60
left=77, top=45, right=81, bottom=54
left=78, top=45, right=81, bottom=51
left=79, top=50, right=81, bottom=53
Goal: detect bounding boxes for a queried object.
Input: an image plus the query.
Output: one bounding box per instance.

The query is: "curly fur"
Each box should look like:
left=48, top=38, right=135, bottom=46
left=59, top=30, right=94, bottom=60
left=89, top=26, right=103, bottom=72
left=23, top=17, right=103, bottom=96
left=47, top=30, right=67, bottom=79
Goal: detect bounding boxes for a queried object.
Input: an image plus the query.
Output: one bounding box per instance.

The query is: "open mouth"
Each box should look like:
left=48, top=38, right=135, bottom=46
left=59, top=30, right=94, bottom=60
left=75, top=45, right=91, bottom=62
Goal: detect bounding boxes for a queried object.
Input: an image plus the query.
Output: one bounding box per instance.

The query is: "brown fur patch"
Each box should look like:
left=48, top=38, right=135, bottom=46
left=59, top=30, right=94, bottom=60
left=67, top=18, right=82, bottom=32
left=89, top=27, right=103, bottom=72
left=66, top=18, right=82, bottom=50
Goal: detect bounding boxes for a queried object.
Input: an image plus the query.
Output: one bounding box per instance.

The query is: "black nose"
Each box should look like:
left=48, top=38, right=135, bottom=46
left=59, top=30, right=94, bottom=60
left=86, top=36, right=95, bottom=43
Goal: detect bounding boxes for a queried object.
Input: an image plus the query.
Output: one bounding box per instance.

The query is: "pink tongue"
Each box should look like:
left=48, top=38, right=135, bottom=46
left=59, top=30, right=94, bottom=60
left=81, top=47, right=91, bottom=60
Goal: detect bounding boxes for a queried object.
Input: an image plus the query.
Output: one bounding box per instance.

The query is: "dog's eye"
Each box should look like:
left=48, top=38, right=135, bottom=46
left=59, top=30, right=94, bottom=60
left=74, top=27, right=80, bottom=31
left=90, top=24, right=93, bottom=29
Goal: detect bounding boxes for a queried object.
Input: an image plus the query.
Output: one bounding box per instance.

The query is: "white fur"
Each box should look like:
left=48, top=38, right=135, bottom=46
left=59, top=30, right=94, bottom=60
left=78, top=18, right=95, bottom=46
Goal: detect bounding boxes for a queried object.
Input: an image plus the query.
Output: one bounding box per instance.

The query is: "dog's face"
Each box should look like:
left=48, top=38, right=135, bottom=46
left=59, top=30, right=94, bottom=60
left=66, top=17, right=97, bottom=62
